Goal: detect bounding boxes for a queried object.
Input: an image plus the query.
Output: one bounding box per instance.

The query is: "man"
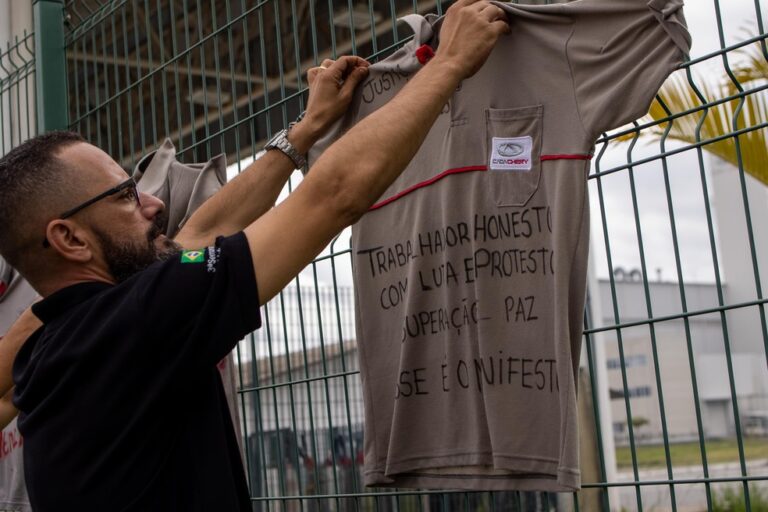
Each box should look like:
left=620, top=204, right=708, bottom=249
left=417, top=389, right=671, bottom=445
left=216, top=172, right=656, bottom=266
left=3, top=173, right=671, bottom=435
left=0, top=1, right=508, bottom=509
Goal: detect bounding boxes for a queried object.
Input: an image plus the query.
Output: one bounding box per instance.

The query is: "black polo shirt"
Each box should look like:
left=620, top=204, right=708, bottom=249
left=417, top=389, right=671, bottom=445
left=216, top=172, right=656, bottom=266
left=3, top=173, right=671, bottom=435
left=13, top=232, right=261, bottom=511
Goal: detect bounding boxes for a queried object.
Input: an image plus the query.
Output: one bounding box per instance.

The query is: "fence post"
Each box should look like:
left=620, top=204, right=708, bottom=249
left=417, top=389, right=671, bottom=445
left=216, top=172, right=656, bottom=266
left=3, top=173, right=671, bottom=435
left=33, top=0, right=67, bottom=132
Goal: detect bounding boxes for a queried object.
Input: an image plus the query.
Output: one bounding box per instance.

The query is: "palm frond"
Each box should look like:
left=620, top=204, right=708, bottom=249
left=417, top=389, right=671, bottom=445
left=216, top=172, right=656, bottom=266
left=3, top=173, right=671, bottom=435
left=614, top=39, right=768, bottom=187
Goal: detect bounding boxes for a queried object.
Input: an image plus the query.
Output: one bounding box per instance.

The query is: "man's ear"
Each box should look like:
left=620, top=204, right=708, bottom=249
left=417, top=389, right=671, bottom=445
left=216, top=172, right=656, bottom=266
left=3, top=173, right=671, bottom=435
left=45, top=220, right=94, bottom=263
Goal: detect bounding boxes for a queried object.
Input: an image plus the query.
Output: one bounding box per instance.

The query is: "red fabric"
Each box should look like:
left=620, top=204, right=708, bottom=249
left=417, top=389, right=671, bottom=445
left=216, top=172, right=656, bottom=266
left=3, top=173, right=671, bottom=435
left=540, top=154, right=593, bottom=161
left=415, top=44, right=435, bottom=65
left=369, top=165, right=487, bottom=211
left=368, top=154, right=592, bottom=211
left=0, top=281, right=6, bottom=298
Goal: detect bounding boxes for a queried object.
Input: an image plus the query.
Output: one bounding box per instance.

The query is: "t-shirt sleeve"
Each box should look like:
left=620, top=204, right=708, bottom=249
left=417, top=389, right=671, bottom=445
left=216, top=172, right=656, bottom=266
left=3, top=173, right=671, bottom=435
left=131, top=231, right=261, bottom=369
left=568, top=0, right=692, bottom=138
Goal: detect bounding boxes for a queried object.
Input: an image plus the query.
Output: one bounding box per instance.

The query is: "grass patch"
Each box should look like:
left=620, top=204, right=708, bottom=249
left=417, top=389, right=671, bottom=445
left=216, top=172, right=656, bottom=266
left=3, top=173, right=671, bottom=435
left=713, top=485, right=768, bottom=512
left=615, top=438, right=768, bottom=469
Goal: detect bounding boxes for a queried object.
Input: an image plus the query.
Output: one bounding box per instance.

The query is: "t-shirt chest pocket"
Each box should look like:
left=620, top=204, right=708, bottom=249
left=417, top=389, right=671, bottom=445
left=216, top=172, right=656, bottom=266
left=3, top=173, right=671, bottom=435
left=485, top=105, right=543, bottom=207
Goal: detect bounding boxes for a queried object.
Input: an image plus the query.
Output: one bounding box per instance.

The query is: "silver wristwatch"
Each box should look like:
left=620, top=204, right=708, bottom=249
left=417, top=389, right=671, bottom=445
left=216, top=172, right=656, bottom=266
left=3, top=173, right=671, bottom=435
left=264, top=128, right=307, bottom=169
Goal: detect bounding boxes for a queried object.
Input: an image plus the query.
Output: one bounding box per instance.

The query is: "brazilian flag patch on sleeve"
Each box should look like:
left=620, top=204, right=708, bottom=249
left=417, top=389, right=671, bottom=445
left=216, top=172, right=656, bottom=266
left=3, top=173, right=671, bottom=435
left=180, top=250, right=205, bottom=264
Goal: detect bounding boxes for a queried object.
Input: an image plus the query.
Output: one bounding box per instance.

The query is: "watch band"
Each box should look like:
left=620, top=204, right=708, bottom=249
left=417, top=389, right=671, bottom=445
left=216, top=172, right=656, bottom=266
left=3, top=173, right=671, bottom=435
left=264, top=128, right=307, bottom=169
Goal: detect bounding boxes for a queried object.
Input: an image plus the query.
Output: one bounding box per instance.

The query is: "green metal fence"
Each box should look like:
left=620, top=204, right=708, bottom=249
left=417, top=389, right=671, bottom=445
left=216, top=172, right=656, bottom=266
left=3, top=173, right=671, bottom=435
left=15, top=0, right=768, bottom=510
left=0, top=30, right=36, bottom=157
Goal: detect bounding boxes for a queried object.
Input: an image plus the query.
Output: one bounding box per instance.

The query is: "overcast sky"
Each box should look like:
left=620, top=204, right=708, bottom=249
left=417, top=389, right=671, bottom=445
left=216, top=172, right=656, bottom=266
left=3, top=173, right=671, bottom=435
left=230, top=0, right=768, bottom=288
left=588, top=0, right=767, bottom=283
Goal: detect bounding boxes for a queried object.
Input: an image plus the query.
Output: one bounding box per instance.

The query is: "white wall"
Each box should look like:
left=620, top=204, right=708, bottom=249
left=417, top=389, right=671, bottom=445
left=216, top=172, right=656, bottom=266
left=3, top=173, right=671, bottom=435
left=710, top=155, right=768, bottom=355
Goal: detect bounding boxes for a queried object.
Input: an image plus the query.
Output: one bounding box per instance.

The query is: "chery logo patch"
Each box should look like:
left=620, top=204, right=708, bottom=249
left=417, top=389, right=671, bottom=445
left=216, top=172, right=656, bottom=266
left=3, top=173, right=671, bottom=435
left=497, top=142, right=525, bottom=157
left=490, top=136, right=533, bottom=171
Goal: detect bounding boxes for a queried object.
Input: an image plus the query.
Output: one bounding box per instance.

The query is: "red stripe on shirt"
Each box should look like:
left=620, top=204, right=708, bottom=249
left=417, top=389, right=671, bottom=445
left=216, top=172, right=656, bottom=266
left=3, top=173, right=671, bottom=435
left=367, top=154, right=592, bottom=211
left=540, top=154, right=593, bottom=161
left=369, top=165, right=487, bottom=211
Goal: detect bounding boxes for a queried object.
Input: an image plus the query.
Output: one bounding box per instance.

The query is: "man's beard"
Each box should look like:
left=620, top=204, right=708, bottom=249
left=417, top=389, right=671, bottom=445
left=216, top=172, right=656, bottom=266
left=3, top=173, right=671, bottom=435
left=93, top=216, right=181, bottom=283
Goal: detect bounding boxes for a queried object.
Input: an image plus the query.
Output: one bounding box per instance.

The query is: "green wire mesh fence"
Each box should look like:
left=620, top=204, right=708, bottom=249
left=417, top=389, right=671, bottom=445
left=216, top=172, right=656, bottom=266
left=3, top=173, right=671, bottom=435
left=0, top=31, right=36, bottom=157
left=7, top=0, right=767, bottom=510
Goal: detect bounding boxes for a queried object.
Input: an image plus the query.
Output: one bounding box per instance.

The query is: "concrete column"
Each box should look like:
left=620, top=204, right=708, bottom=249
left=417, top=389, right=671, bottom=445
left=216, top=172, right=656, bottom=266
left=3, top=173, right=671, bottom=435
left=709, top=154, right=768, bottom=408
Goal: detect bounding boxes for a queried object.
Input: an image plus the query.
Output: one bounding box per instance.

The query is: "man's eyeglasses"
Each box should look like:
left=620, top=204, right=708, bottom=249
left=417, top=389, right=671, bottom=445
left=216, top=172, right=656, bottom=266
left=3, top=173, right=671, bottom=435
left=43, top=177, right=142, bottom=247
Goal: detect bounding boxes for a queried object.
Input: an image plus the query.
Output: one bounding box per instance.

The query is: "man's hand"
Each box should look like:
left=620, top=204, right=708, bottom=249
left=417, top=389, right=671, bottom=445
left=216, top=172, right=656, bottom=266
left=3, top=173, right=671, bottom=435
left=243, top=3, right=508, bottom=304
left=175, top=55, right=368, bottom=248
left=289, top=56, right=370, bottom=153
left=435, top=0, right=510, bottom=79
left=0, top=388, right=18, bottom=429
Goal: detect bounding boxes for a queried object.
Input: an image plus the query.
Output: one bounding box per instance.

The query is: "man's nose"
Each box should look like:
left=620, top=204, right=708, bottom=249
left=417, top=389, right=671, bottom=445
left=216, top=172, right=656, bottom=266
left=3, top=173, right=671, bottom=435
left=139, top=191, right=166, bottom=219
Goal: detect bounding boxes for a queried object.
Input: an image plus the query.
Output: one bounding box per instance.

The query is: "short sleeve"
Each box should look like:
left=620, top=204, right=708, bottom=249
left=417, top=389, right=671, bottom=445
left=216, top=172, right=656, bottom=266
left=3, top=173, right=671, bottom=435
left=568, top=0, right=692, bottom=137
left=131, top=231, right=261, bottom=368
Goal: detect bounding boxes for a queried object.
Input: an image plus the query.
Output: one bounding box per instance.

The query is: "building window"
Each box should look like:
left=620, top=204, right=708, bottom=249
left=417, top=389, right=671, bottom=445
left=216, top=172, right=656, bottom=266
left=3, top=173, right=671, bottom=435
left=607, top=354, right=648, bottom=370
left=609, top=386, right=653, bottom=400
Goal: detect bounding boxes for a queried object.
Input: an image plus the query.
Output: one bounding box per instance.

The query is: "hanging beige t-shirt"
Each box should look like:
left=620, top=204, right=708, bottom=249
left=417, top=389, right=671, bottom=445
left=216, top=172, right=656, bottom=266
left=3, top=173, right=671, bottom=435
left=310, top=0, right=690, bottom=491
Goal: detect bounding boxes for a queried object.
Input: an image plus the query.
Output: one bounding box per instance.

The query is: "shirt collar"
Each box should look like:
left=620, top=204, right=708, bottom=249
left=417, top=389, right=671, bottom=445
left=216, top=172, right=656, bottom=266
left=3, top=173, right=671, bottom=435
left=32, top=282, right=113, bottom=324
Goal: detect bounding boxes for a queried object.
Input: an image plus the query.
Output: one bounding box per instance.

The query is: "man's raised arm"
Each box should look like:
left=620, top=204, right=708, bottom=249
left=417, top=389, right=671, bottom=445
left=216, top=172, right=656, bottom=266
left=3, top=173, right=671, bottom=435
left=243, top=0, right=510, bottom=304
left=174, top=56, right=370, bottom=249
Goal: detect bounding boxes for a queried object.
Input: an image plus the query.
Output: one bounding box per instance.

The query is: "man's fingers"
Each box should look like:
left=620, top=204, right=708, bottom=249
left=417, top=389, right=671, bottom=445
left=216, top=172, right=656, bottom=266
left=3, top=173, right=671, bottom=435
left=480, top=4, right=507, bottom=23
left=491, top=18, right=511, bottom=35
left=330, top=55, right=370, bottom=74
left=308, top=56, right=369, bottom=89
left=466, top=0, right=490, bottom=12
left=340, top=63, right=369, bottom=96
left=307, top=67, right=321, bottom=85
left=453, top=0, right=483, bottom=7
left=325, top=55, right=370, bottom=86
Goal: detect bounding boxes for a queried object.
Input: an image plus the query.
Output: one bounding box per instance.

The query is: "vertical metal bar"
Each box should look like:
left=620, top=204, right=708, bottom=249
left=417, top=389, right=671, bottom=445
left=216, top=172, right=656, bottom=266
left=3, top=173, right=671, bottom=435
left=208, top=0, right=226, bottom=154
left=224, top=0, right=241, bottom=167
left=168, top=0, right=183, bottom=151
left=90, top=20, right=102, bottom=148
left=289, top=0, right=306, bottom=138
left=195, top=0, right=211, bottom=159
left=80, top=30, right=91, bottom=140
left=711, top=2, right=758, bottom=508
left=329, top=236, right=362, bottom=498
left=34, top=0, right=68, bottom=131
left=387, top=0, right=399, bottom=42
left=0, top=45, right=7, bottom=154
left=143, top=0, right=157, bottom=144
left=656, top=86, right=714, bottom=510
left=121, top=4, right=136, bottom=164
left=256, top=2, right=272, bottom=141
left=594, top=139, right=644, bottom=511
left=624, top=121, right=677, bottom=510
left=315, top=280, right=344, bottom=510
left=156, top=0, right=170, bottom=138
left=263, top=301, right=288, bottom=508
left=24, top=33, right=35, bottom=140
left=279, top=291, right=307, bottom=512
left=327, top=0, right=338, bottom=59
left=182, top=0, right=197, bottom=151
left=99, top=10, right=112, bottom=155
left=584, top=300, right=612, bottom=511
left=367, top=0, right=378, bottom=57
left=131, top=0, right=146, bottom=151
left=239, top=0, right=257, bottom=159
left=251, top=328, right=266, bottom=506
left=346, top=0, right=357, bottom=55
left=110, top=9, right=124, bottom=160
